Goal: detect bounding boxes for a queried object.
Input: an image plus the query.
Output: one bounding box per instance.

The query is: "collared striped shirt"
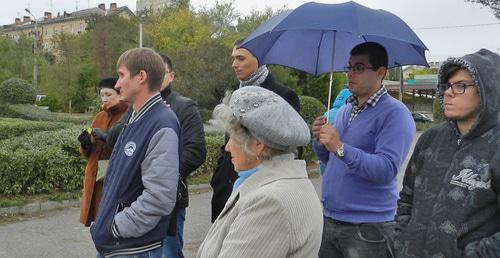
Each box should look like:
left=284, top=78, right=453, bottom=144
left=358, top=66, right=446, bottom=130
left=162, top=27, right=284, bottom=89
left=347, top=86, right=387, bottom=124
left=127, top=93, right=162, bottom=125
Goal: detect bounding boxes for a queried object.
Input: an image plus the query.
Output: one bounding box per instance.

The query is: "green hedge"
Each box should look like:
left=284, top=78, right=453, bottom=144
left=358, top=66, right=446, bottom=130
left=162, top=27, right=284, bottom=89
left=0, top=78, right=35, bottom=104
left=0, top=125, right=85, bottom=195
left=299, top=96, right=326, bottom=162
left=0, top=120, right=319, bottom=196
left=0, top=104, right=92, bottom=124
left=199, top=108, right=213, bottom=123
left=0, top=118, right=70, bottom=140
left=192, top=133, right=224, bottom=176
left=299, top=95, right=327, bottom=125
left=36, top=95, right=64, bottom=112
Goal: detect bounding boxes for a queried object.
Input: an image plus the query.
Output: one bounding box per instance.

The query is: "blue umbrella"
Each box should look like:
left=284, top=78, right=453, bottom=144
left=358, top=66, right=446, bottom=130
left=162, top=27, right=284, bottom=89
left=241, top=1, right=428, bottom=76
left=240, top=1, right=429, bottom=116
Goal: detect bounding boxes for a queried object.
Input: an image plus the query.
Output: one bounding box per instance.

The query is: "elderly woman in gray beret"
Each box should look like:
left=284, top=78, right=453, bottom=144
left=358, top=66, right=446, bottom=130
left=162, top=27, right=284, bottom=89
left=197, top=86, right=323, bottom=258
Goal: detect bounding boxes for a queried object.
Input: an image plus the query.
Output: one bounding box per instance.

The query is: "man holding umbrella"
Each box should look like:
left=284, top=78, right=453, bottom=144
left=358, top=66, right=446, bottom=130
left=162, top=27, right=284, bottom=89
left=209, top=38, right=301, bottom=223
left=312, top=42, right=415, bottom=258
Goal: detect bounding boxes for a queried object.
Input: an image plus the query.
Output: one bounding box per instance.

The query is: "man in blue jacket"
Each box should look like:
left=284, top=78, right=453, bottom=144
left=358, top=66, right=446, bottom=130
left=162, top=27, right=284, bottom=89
left=313, top=42, right=415, bottom=258
left=90, top=48, right=181, bottom=258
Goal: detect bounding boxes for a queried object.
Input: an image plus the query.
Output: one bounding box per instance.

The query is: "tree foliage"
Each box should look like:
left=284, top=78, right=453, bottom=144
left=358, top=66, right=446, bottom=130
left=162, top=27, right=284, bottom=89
left=465, top=0, right=500, bottom=19
left=0, top=36, right=35, bottom=84
left=2, top=3, right=350, bottom=112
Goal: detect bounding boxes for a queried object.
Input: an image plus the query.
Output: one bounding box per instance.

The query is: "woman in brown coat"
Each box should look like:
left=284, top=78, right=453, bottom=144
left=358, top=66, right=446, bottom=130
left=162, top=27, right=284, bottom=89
left=78, top=77, right=129, bottom=226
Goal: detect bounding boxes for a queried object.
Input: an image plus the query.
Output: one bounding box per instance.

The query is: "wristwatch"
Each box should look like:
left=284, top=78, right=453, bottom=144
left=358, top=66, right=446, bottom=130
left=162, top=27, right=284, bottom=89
left=335, top=143, right=345, bottom=158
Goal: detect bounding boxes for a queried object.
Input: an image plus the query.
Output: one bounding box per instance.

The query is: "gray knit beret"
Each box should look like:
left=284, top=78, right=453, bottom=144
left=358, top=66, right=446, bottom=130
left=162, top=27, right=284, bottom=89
left=228, top=86, right=310, bottom=151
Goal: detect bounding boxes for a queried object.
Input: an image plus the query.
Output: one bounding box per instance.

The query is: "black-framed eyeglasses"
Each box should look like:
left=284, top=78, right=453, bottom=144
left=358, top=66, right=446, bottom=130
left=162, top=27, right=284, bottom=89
left=344, top=64, right=375, bottom=74
left=438, top=82, right=476, bottom=95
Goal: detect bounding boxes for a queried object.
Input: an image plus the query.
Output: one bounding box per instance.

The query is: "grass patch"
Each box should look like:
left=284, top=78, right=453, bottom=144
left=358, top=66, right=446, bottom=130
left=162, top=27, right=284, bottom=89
left=188, top=172, right=212, bottom=185
left=0, top=199, right=28, bottom=208
left=0, top=191, right=81, bottom=208
left=48, top=191, right=81, bottom=202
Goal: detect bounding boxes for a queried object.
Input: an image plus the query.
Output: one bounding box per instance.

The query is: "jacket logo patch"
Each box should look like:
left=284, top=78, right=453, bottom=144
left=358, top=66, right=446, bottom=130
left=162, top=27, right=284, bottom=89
left=124, top=141, right=136, bottom=157
left=450, top=169, right=491, bottom=191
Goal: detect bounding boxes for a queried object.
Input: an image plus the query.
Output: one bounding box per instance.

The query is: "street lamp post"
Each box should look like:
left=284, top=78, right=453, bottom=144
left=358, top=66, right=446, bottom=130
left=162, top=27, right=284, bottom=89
left=25, top=8, right=37, bottom=92
left=139, top=12, right=146, bottom=48
left=139, top=19, right=143, bottom=48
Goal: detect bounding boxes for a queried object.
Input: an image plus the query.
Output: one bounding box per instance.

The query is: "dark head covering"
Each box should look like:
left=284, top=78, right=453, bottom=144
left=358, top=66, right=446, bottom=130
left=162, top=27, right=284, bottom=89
left=438, top=49, right=500, bottom=139
left=98, top=77, right=119, bottom=93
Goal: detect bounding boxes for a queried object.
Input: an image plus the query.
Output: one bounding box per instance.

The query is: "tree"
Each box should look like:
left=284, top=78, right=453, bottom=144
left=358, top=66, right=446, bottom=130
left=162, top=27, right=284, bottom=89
left=465, top=0, right=500, bottom=18
left=85, top=15, right=139, bottom=77
left=39, top=33, right=98, bottom=112
left=294, top=70, right=346, bottom=108
left=0, top=36, right=35, bottom=83
left=147, top=4, right=237, bottom=109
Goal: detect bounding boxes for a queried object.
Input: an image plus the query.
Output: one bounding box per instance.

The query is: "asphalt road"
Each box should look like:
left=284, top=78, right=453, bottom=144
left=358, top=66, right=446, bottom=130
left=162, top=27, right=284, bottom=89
left=0, top=133, right=418, bottom=258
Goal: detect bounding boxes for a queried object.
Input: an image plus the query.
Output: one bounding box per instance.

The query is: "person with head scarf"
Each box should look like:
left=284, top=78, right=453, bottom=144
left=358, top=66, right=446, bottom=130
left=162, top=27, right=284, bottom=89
left=77, top=77, right=129, bottom=226
left=394, top=49, right=500, bottom=257
left=197, top=86, right=323, bottom=258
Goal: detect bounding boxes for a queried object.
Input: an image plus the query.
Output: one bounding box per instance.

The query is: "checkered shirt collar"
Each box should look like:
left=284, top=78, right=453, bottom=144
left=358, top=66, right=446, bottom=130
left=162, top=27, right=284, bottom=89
left=347, top=86, right=387, bottom=108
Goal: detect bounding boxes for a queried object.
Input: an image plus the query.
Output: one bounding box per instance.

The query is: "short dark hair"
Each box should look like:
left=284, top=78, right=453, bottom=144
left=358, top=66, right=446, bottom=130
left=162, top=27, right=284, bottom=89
left=98, top=77, right=119, bottom=93
left=233, top=37, right=246, bottom=48
left=159, top=53, right=173, bottom=71
left=442, top=65, right=462, bottom=83
left=350, top=42, right=388, bottom=69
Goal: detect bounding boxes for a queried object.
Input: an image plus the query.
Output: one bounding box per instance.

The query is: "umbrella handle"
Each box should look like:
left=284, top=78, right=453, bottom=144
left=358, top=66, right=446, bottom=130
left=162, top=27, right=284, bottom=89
left=326, top=72, right=333, bottom=124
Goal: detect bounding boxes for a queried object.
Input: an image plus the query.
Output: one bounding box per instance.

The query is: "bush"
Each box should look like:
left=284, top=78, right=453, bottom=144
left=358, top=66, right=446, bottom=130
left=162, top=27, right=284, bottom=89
left=0, top=125, right=85, bottom=195
left=36, top=95, right=64, bottom=112
left=299, top=96, right=327, bottom=163
left=192, top=133, right=224, bottom=177
left=0, top=127, right=225, bottom=196
left=199, top=108, right=213, bottom=123
left=299, top=95, right=327, bottom=125
left=0, top=118, right=70, bottom=140
left=0, top=78, right=36, bottom=104
left=0, top=104, right=92, bottom=124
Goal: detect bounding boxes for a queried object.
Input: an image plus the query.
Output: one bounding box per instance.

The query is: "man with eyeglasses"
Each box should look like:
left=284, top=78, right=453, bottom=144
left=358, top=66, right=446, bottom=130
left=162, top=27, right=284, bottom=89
left=312, top=42, right=415, bottom=258
left=394, top=49, right=500, bottom=257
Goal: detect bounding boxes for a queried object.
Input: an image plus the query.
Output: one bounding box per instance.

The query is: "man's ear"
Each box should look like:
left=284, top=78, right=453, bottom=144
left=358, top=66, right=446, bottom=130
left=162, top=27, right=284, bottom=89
left=138, top=70, right=148, bottom=85
left=378, top=67, right=387, bottom=82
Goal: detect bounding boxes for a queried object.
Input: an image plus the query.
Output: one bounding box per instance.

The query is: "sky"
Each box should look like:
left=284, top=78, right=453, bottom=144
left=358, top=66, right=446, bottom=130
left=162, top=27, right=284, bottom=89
left=1, top=0, right=499, bottom=62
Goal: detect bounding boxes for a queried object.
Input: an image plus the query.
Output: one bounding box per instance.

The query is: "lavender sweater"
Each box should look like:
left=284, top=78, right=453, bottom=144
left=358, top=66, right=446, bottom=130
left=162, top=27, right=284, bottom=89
left=313, top=94, right=415, bottom=223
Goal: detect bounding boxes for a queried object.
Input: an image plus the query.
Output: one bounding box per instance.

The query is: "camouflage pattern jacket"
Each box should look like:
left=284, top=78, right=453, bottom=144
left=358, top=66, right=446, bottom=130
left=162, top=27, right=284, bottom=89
left=394, top=49, right=500, bottom=258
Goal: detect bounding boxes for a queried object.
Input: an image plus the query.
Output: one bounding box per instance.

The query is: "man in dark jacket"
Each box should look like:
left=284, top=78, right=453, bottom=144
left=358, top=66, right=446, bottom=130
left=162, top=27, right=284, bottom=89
left=159, top=54, right=206, bottom=258
left=209, top=39, right=301, bottom=222
left=394, top=49, right=500, bottom=257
